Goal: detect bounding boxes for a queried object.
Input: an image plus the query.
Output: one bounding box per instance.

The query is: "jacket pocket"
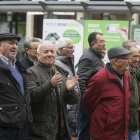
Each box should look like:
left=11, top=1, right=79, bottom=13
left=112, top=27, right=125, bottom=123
left=0, top=105, right=19, bottom=124
left=29, top=115, right=46, bottom=138
left=0, top=81, right=10, bottom=94
left=103, top=113, right=111, bottom=130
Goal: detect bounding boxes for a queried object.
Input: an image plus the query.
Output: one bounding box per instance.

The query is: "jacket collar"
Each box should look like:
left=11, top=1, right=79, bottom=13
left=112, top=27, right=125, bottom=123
left=0, top=59, right=26, bottom=73
left=89, top=47, right=103, bottom=59
left=38, top=61, right=52, bottom=69
left=106, top=63, right=123, bottom=82
left=38, top=61, right=68, bottom=76
left=25, top=55, right=34, bottom=65
left=56, top=55, right=75, bottom=74
left=129, top=66, right=137, bottom=77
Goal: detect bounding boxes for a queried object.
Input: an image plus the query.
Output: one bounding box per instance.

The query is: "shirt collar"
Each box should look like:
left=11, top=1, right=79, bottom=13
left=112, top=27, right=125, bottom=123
left=0, top=54, right=17, bottom=68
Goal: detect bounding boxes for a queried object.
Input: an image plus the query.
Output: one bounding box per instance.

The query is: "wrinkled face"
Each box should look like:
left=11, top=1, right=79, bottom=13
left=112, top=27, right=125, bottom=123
left=60, top=41, right=75, bottom=58
left=116, top=55, right=131, bottom=74
left=37, top=42, right=56, bottom=68
left=129, top=47, right=140, bottom=67
left=91, top=34, right=106, bottom=54
left=26, top=42, right=39, bottom=59
left=0, top=38, right=18, bottom=61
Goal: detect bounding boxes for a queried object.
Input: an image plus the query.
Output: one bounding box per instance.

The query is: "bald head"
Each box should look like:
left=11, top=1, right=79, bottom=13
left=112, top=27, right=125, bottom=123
left=37, top=41, right=55, bottom=54
left=37, top=41, right=56, bottom=68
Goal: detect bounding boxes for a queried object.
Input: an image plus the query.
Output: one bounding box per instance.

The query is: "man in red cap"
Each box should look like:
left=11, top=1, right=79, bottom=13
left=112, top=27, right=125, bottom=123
left=0, top=33, right=32, bottom=140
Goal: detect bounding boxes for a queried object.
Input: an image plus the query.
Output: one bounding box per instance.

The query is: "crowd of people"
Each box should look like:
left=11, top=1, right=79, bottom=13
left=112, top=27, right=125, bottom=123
left=0, top=32, right=139, bottom=140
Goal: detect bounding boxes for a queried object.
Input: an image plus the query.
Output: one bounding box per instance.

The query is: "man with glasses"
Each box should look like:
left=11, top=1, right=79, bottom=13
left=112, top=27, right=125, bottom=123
left=55, top=38, right=80, bottom=137
left=20, top=37, right=40, bottom=70
left=123, top=45, right=140, bottom=140
left=77, top=32, right=106, bottom=140
left=82, top=46, right=132, bottom=140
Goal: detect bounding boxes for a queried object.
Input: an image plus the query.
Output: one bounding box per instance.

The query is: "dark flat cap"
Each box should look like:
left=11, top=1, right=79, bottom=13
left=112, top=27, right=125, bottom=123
left=108, top=46, right=132, bottom=60
left=0, top=33, right=21, bottom=42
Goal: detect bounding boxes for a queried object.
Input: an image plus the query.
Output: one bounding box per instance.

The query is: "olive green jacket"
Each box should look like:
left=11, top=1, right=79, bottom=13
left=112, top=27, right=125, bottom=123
left=128, top=67, right=140, bottom=131
left=27, top=61, right=79, bottom=140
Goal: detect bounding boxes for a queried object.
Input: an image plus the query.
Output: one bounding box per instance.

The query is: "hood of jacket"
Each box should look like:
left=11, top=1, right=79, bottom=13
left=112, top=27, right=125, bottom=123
left=56, top=55, right=75, bottom=74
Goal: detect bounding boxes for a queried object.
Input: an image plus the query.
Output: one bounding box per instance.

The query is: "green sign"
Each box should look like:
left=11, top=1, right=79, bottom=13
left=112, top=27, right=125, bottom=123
left=63, top=29, right=81, bottom=44
left=84, top=20, right=129, bottom=51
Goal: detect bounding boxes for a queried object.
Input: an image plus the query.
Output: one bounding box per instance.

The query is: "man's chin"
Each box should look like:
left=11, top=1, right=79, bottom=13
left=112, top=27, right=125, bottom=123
left=126, top=66, right=129, bottom=71
left=9, top=55, right=16, bottom=59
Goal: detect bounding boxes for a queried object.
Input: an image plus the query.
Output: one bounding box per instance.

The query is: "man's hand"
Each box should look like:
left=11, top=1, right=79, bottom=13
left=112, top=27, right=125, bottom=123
left=51, top=71, right=62, bottom=87
left=66, top=75, right=79, bottom=91
left=118, top=27, right=128, bottom=40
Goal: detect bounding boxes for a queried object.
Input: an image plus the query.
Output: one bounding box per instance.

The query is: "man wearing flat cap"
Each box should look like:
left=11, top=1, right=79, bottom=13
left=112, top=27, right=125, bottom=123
left=82, top=46, right=131, bottom=140
left=0, top=33, right=32, bottom=140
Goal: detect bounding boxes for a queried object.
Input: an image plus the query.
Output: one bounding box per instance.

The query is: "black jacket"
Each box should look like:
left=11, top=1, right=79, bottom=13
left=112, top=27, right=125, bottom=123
left=77, top=47, right=104, bottom=97
left=128, top=67, right=140, bottom=131
left=20, top=55, right=34, bottom=70
left=0, top=59, right=33, bottom=128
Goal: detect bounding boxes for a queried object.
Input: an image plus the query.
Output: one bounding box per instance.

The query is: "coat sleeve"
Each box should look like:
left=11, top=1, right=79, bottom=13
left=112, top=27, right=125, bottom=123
left=77, top=59, right=92, bottom=96
left=27, top=68, right=54, bottom=103
left=82, top=76, right=102, bottom=117
left=77, top=59, right=98, bottom=96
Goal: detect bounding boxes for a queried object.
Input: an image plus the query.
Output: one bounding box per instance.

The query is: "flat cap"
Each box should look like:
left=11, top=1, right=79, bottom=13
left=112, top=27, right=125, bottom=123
left=108, top=46, right=132, bottom=60
left=0, top=33, right=21, bottom=42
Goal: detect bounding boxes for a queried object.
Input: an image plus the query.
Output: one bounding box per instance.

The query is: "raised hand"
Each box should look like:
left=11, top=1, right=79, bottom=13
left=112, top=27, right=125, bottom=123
left=66, top=75, right=79, bottom=91
left=51, top=71, right=62, bottom=87
left=118, top=27, right=128, bottom=40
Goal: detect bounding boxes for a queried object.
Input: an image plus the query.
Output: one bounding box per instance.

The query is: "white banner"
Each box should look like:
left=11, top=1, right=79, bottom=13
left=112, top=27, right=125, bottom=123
left=43, top=19, right=84, bottom=65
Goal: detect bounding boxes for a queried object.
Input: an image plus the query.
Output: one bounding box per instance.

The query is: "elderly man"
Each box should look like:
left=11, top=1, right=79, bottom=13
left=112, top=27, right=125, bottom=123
left=77, top=32, right=106, bottom=140
left=122, top=40, right=137, bottom=47
left=0, top=33, right=32, bottom=139
left=82, top=46, right=131, bottom=140
left=20, top=37, right=40, bottom=70
left=123, top=45, right=140, bottom=140
left=55, top=38, right=79, bottom=137
left=123, top=40, right=140, bottom=139
left=27, top=41, right=79, bottom=140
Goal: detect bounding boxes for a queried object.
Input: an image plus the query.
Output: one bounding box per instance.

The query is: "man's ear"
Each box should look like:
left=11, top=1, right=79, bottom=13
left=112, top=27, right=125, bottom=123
left=114, top=58, right=119, bottom=65
left=25, top=48, right=29, bottom=53
left=91, top=42, right=96, bottom=49
left=59, top=48, right=63, bottom=55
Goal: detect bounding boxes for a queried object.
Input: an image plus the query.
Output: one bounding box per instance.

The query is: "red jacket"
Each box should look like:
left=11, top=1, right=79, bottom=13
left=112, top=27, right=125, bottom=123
left=82, top=63, right=130, bottom=140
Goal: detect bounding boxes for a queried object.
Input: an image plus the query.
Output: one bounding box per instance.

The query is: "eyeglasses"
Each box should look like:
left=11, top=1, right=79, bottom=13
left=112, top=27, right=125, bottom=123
left=98, top=40, right=106, bottom=44
left=63, top=46, right=75, bottom=50
left=29, top=48, right=38, bottom=50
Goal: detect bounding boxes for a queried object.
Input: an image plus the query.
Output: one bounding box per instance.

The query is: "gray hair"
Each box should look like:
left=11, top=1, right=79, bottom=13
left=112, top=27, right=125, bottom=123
left=123, top=45, right=134, bottom=51
left=37, top=41, right=55, bottom=54
left=55, top=38, right=72, bottom=54
left=122, top=40, right=137, bottom=47
left=24, top=37, right=40, bottom=49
